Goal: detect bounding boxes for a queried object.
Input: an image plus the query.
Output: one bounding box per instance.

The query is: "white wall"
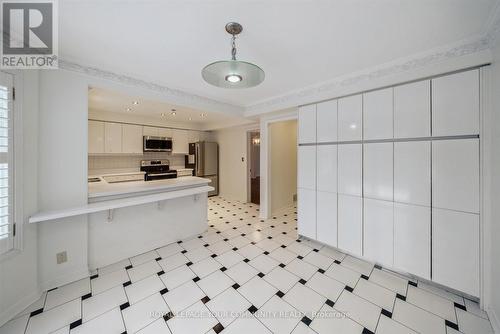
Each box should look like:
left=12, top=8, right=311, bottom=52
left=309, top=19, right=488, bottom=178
left=269, top=120, right=297, bottom=214
left=213, top=124, right=258, bottom=202
left=0, top=71, right=40, bottom=326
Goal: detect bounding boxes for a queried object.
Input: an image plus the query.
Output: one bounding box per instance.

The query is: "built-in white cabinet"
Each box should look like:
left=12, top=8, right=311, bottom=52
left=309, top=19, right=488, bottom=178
left=298, top=146, right=316, bottom=190
left=316, top=191, right=337, bottom=247
left=432, top=139, right=479, bottom=213
left=337, top=144, right=362, bottom=196
left=432, top=208, right=479, bottom=296
left=298, top=188, right=316, bottom=240
left=363, top=198, right=394, bottom=266
left=158, top=127, right=173, bottom=138
left=394, top=141, right=430, bottom=206
left=394, top=203, right=430, bottom=279
left=298, top=105, right=316, bottom=144
left=104, top=122, right=122, bottom=153
left=122, top=124, right=143, bottom=154
left=316, top=145, right=337, bottom=193
left=338, top=95, right=362, bottom=141
left=394, top=80, right=430, bottom=138
left=338, top=194, right=362, bottom=257
left=188, top=130, right=200, bottom=143
left=88, top=120, right=105, bottom=154
left=432, top=69, right=479, bottom=136
left=316, top=100, right=337, bottom=143
left=143, top=126, right=159, bottom=136
left=172, top=129, right=189, bottom=154
left=363, top=88, right=393, bottom=140
left=363, top=143, right=393, bottom=201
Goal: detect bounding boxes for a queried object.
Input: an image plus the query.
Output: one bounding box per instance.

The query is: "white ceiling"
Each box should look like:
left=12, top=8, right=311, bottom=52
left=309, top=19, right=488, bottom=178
left=61, top=0, right=497, bottom=108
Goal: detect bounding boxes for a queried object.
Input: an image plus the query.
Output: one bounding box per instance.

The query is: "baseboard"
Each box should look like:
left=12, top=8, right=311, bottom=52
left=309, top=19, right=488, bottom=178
left=487, top=307, right=500, bottom=334
left=40, top=267, right=90, bottom=292
left=0, top=289, right=41, bottom=328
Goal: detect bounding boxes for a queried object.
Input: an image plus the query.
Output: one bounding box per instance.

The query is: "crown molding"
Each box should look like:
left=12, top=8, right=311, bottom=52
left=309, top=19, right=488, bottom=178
left=58, top=60, right=244, bottom=115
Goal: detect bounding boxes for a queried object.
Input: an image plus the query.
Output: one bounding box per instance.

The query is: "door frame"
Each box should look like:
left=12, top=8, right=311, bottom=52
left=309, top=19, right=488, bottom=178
left=246, top=130, right=260, bottom=203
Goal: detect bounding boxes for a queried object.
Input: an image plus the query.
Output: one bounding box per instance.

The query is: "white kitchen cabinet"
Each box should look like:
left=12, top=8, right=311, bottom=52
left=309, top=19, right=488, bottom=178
left=363, top=198, right=393, bottom=266
left=122, top=124, right=143, bottom=154
left=316, top=100, right=337, bottom=143
left=338, top=194, right=362, bottom=257
left=104, top=122, right=122, bottom=153
left=363, top=143, right=393, bottom=201
left=158, top=127, right=173, bottom=138
left=316, top=191, right=337, bottom=247
left=363, top=88, right=393, bottom=140
left=298, top=145, right=316, bottom=190
left=143, top=126, right=159, bottom=136
left=298, top=188, right=316, bottom=240
left=188, top=130, right=200, bottom=143
left=338, top=94, right=362, bottom=141
left=316, top=144, right=337, bottom=193
left=432, top=208, right=479, bottom=297
left=432, top=70, right=479, bottom=136
left=432, top=139, right=479, bottom=213
left=88, top=120, right=105, bottom=154
left=394, top=141, right=430, bottom=206
left=394, top=203, right=430, bottom=279
left=298, top=105, right=316, bottom=144
left=337, top=144, right=362, bottom=196
left=394, top=80, right=430, bottom=138
left=172, top=129, right=189, bottom=154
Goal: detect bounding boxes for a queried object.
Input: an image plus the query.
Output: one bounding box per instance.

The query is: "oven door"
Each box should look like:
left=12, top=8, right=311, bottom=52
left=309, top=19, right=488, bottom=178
left=143, top=136, right=172, bottom=152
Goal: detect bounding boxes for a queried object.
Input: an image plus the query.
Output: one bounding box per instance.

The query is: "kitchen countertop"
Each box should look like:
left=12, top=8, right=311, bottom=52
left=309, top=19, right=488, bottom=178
left=88, top=176, right=211, bottom=200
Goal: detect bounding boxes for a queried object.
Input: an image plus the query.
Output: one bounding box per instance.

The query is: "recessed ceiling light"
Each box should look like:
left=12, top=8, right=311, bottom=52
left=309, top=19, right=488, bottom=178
left=201, top=113, right=207, bottom=117
left=161, top=113, right=166, bottom=117
left=171, top=112, right=176, bottom=116
left=132, top=101, right=139, bottom=105
left=126, top=107, right=132, bottom=112
left=189, top=117, right=192, bottom=121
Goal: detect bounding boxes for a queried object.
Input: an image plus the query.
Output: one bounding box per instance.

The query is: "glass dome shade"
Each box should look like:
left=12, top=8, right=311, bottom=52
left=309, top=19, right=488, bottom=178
left=202, top=60, right=265, bottom=89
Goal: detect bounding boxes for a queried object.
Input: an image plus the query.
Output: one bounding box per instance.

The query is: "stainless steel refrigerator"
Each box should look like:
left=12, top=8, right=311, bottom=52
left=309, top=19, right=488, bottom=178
left=185, top=141, right=219, bottom=196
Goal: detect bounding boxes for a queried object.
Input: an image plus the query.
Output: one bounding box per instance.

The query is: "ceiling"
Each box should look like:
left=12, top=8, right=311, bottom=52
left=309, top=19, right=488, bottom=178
left=88, top=87, right=251, bottom=130
left=61, top=0, right=497, bottom=108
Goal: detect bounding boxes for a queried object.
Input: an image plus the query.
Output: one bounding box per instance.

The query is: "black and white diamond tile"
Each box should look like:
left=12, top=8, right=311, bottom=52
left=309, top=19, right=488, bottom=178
left=2, top=196, right=494, bottom=334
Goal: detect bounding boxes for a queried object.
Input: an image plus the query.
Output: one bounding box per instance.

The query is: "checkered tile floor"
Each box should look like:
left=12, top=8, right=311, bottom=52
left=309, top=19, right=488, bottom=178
left=1, top=196, right=494, bottom=334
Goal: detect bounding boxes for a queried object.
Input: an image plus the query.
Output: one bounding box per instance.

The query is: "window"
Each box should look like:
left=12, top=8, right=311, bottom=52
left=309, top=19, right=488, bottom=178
left=0, top=72, right=14, bottom=255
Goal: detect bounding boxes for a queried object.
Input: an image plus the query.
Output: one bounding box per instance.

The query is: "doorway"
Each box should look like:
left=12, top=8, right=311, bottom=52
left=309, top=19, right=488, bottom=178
left=248, top=131, right=260, bottom=204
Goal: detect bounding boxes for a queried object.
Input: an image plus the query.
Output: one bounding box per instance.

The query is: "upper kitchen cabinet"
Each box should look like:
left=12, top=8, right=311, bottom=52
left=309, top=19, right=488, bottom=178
left=394, top=80, right=430, bottom=138
left=432, top=139, right=479, bottom=213
left=143, top=126, right=159, bottom=136
left=88, top=120, right=105, bottom=154
left=316, top=100, right=337, bottom=143
left=363, top=142, right=393, bottom=201
left=431, top=70, right=479, bottom=136
left=172, top=129, right=189, bottom=154
left=363, top=88, right=393, bottom=140
left=188, top=130, right=200, bottom=143
left=104, top=122, right=122, bottom=153
left=338, top=94, right=362, bottom=141
left=122, top=124, right=143, bottom=154
left=298, top=104, right=316, bottom=144
left=158, top=127, right=173, bottom=138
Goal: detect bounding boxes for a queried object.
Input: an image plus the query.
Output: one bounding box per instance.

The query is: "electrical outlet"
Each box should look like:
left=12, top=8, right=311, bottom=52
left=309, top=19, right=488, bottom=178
left=56, top=251, right=67, bottom=264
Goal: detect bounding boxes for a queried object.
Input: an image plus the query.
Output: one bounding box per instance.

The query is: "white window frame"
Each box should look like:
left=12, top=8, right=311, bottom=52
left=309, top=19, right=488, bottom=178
left=0, top=70, right=24, bottom=260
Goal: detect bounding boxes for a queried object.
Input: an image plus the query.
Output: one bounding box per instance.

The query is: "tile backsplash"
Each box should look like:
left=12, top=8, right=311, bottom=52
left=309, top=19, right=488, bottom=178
left=88, top=153, right=186, bottom=176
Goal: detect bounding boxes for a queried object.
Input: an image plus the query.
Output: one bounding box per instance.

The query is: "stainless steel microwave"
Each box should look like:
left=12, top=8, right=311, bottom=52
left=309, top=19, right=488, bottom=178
left=143, top=136, right=173, bottom=152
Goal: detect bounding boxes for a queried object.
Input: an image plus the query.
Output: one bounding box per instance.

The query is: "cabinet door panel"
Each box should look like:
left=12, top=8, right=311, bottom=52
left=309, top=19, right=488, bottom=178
left=143, top=126, right=158, bottom=136
left=104, top=122, right=122, bottom=153
left=317, top=191, right=337, bottom=247
left=394, top=141, right=430, bottom=206
left=363, top=88, right=393, bottom=140
left=298, top=188, right=316, bottom=239
left=317, top=145, right=337, bottom=193
left=316, top=100, right=337, bottom=143
left=122, top=124, right=143, bottom=153
left=338, top=144, right=362, bottom=196
left=363, top=198, right=393, bottom=266
left=363, top=143, right=393, bottom=201
left=432, top=139, right=479, bottom=213
left=338, top=194, right=362, bottom=256
left=88, top=121, right=104, bottom=154
left=338, top=95, right=362, bottom=141
left=172, top=129, right=189, bottom=154
left=158, top=128, right=173, bottom=138
left=394, top=80, right=430, bottom=138
left=394, top=203, right=430, bottom=279
left=432, top=70, right=479, bottom=136
left=298, top=145, right=316, bottom=190
left=298, top=105, right=316, bottom=144
left=432, top=208, right=479, bottom=297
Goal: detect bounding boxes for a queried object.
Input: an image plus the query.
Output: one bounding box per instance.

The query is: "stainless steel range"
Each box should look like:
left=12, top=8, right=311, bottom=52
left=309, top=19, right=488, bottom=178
left=140, top=160, right=177, bottom=181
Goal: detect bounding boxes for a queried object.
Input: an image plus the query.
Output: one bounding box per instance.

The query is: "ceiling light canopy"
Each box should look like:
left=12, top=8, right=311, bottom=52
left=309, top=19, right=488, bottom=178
left=202, top=22, right=264, bottom=89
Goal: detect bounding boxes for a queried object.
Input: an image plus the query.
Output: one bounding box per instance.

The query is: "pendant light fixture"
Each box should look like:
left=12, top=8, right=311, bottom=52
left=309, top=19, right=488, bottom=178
left=202, top=22, right=265, bottom=89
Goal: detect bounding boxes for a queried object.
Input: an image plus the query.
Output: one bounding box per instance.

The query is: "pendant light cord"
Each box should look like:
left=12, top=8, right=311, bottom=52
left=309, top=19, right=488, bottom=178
left=231, top=35, right=237, bottom=60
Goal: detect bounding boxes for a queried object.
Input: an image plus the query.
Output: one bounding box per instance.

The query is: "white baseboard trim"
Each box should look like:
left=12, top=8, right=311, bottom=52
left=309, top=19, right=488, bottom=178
left=487, top=307, right=500, bottom=334
left=0, top=289, right=42, bottom=328
left=40, top=267, right=90, bottom=292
